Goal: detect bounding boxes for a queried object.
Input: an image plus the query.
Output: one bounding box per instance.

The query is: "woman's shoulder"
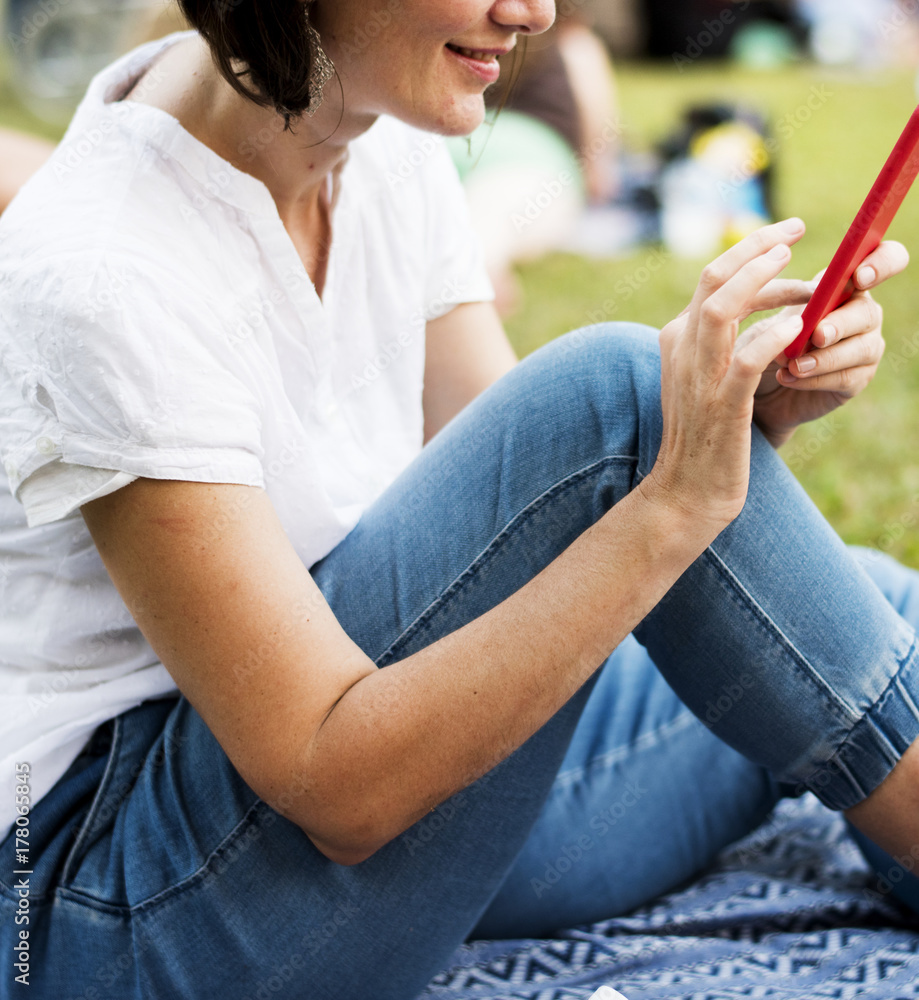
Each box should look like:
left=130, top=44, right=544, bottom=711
left=0, top=130, right=242, bottom=315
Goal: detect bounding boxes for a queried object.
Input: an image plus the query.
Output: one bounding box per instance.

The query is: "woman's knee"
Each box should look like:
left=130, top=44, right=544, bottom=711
left=513, top=323, right=663, bottom=453
left=546, top=321, right=661, bottom=368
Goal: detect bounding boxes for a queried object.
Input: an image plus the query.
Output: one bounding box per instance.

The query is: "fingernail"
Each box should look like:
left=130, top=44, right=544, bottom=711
left=821, top=323, right=838, bottom=345
left=769, top=244, right=790, bottom=260
left=857, top=265, right=877, bottom=287
left=781, top=217, right=804, bottom=234
left=796, top=356, right=817, bottom=374
left=780, top=369, right=798, bottom=384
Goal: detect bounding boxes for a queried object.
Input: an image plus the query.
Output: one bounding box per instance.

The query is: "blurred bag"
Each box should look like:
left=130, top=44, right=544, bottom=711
left=657, top=104, right=775, bottom=258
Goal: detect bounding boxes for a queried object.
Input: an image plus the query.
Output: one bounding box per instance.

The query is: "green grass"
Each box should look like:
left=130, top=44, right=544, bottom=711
left=0, top=65, right=66, bottom=140
left=507, top=61, right=919, bottom=568
left=2, top=54, right=918, bottom=565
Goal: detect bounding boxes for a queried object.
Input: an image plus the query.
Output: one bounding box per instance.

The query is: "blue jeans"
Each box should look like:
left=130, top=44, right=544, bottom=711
left=3, top=324, right=919, bottom=1000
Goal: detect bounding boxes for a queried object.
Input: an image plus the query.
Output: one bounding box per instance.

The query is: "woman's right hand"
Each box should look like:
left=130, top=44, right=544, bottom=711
left=642, top=219, right=810, bottom=536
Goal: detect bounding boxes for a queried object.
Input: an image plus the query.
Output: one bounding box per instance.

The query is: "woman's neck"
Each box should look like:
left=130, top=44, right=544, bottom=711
left=124, top=33, right=374, bottom=224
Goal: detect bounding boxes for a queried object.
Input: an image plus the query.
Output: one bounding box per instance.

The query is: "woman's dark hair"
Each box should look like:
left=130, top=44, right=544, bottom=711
left=178, top=0, right=321, bottom=126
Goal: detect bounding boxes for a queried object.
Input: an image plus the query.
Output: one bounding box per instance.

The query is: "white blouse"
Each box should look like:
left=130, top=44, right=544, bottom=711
left=0, top=31, right=493, bottom=843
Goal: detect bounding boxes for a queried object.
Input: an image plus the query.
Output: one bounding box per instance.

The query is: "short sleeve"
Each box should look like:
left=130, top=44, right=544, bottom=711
left=0, top=254, right=266, bottom=527
left=419, top=138, right=494, bottom=322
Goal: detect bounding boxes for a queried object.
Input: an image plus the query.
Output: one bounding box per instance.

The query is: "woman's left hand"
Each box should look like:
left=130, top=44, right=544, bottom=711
left=752, top=239, right=910, bottom=447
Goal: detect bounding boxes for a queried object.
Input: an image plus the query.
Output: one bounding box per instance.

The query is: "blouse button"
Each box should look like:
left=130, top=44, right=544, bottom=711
left=37, top=437, right=56, bottom=455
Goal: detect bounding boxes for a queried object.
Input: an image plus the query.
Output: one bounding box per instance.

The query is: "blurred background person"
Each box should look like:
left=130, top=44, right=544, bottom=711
left=794, top=0, right=901, bottom=66
left=448, top=18, right=622, bottom=315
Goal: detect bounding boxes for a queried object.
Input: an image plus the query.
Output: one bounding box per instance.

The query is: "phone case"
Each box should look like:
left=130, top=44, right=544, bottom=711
left=785, top=104, right=919, bottom=360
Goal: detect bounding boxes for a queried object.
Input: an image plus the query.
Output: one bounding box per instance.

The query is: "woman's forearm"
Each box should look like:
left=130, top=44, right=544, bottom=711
left=297, top=477, right=717, bottom=864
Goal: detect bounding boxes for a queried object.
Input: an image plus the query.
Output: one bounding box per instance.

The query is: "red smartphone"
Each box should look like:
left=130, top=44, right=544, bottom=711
left=785, top=104, right=919, bottom=360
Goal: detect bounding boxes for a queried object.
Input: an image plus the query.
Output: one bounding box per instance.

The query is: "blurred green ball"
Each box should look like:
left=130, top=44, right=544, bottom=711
left=729, top=22, right=799, bottom=70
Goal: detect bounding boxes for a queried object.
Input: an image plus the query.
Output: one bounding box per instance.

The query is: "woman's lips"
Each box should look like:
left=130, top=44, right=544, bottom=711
left=445, top=43, right=504, bottom=84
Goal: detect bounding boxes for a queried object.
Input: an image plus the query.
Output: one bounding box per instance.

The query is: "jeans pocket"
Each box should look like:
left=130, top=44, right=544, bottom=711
left=0, top=719, right=114, bottom=904
left=58, top=698, right=179, bottom=898
left=58, top=717, right=122, bottom=889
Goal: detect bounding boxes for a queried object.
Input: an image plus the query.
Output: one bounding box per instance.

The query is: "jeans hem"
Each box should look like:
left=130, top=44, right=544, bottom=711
left=800, top=636, right=919, bottom=811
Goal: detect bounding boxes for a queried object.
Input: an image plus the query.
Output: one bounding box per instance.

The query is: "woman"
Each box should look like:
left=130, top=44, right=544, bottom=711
left=1, top=3, right=918, bottom=998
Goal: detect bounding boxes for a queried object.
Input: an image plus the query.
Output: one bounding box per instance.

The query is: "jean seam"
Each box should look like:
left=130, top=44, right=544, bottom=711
left=703, top=544, right=860, bottom=728
left=53, top=886, right=132, bottom=917
left=551, top=708, right=699, bottom=789
left=58, top=719, right=125, bottom=892
left=51, top=797, right=269, bottom=915
left=127, top=799, right=269, bottom=914
left=375, top=454, right=638, bottom=666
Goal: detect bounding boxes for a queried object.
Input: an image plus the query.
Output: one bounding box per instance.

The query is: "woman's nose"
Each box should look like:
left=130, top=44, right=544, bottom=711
left=491, top=0, right=555, bottom=36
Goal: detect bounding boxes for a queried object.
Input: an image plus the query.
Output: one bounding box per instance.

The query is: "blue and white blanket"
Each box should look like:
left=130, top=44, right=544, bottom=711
left=423, top=796, right=919, bottom=999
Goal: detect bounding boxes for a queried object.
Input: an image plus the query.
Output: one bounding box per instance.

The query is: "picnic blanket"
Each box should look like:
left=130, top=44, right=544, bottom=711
left=422, top=795, right=919, bottom=1000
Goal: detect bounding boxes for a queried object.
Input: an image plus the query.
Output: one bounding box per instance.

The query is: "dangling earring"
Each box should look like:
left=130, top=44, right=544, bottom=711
left=304, top=1, right=334, bottom=116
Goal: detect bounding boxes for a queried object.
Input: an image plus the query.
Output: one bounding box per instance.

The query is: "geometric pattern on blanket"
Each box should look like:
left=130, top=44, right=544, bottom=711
left=420, top=795, right=919, bottom=1000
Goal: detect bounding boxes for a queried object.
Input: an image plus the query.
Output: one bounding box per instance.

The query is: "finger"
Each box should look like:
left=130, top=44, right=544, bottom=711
left=746, top=278, right=816, bottom=315
left=689, top=218, right=806, bottom=318
left=853, top=240, right=910, bottom=291
left=809, top=292, right=882, bottom=352
left=775, top=363, right=877, bottom=397
left=695, top=243, right=796, bottom=366
left=783, top=325, right=884, bottom=382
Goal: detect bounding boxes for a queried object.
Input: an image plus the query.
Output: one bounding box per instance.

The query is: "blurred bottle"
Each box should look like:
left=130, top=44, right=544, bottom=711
left=660, top=117, right=772, bottom=259
left=660, top=158, right=725, bottom=258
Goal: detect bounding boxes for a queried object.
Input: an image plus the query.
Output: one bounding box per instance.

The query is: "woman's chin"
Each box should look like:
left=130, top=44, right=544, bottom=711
left=413, top=98, right=486, bottom=138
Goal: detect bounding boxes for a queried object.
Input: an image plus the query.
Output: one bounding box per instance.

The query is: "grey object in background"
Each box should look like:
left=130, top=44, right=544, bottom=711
left=2, top=0, right=159, bottom=123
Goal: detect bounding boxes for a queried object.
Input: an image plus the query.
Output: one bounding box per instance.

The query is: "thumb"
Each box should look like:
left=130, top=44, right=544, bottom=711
left=728, top=314, right=803, bottom=401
